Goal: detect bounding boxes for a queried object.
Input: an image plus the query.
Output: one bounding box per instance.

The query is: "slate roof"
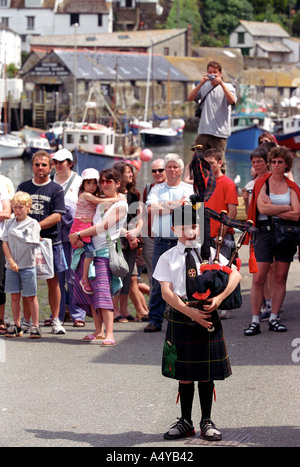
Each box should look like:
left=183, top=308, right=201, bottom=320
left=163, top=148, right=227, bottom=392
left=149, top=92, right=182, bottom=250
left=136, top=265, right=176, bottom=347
left=54, top=50, right=190, bottom=82
left=239, top=20, right=290, bottom=38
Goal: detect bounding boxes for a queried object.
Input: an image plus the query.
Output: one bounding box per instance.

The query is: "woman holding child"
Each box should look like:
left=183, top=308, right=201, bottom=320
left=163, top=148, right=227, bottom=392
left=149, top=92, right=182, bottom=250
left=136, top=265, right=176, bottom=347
left=69, top=167, right=128, bottom=346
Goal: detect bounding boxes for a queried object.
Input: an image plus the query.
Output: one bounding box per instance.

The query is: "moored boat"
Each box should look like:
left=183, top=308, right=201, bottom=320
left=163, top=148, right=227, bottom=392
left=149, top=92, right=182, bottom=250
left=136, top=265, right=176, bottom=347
left=227, top=112, right=275, bottom=152
left=275, top=114, right=300, bottom=151
left=0, top=132, right=26, bottom=159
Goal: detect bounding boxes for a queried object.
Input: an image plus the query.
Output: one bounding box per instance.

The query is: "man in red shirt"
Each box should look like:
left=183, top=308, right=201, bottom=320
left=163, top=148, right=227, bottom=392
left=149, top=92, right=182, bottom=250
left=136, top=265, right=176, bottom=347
left=204, top=148, right=238, bottom=317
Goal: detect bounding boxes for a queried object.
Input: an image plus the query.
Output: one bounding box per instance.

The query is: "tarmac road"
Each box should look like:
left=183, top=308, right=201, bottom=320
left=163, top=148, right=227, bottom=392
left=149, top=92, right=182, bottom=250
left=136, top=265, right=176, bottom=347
left=0, top=244, right=299, bottom=449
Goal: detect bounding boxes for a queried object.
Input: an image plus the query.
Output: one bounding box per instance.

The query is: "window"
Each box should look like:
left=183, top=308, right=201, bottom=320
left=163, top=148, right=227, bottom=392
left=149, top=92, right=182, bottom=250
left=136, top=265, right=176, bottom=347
left=70, top=13, right=79, bottom=26
left=237, top=32, right=245, bottom=44
left=1, top=17, right=9, bottom=27
left=164, top=47, right=169, bottom=56
left=0, top=1, right=8, bottom=8
left=27, top=16, right=35, bottom=30
left=98, top=14, right=102, bottom=27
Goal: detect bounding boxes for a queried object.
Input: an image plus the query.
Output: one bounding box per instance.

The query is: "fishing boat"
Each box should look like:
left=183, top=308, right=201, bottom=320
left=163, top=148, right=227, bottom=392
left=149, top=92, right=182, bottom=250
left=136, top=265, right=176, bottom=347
left=63, top=123, right=140, bottom=174
left=26, top=137, right=52, bottom=157
left=227, top=112, right=275, bottom=152
left=131, top=117, right=185, bottom=146
left=275, top=114, right=300, bottom=151
left=0, top=132, right=26, bottom=159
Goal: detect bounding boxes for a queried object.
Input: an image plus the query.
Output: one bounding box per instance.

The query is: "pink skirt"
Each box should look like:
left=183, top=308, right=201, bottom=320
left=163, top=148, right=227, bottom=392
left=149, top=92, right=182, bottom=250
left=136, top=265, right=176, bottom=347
left=70, top=219, right=92, bottom=248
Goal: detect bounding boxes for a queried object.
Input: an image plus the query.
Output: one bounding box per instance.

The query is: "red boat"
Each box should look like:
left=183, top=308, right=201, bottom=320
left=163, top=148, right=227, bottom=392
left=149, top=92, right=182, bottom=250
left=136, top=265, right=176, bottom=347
left=276, top=114, right=300, bottom=151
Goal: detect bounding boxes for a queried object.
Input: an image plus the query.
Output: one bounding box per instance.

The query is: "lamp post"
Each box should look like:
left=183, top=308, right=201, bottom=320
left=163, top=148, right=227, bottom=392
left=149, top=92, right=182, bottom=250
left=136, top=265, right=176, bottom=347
left=73, top=22, right=78, bottom=122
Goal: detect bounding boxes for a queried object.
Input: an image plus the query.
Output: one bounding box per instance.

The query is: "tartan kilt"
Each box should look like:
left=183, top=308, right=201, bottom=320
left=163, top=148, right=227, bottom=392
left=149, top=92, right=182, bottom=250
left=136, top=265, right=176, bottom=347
left=162, top=308, right=232, bottom=382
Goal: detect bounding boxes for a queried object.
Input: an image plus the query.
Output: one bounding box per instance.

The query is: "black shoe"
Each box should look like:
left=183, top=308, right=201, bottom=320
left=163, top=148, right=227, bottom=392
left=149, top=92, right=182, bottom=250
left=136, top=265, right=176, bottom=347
left=164, top=417, right=195, bottom=440
left=269, top=319, right=287, bottom=332
left=244, top=322, right=261, bottom=336
left=144, top=322, right=161, bottom=333
left=200, top=418, right=222, bottom=441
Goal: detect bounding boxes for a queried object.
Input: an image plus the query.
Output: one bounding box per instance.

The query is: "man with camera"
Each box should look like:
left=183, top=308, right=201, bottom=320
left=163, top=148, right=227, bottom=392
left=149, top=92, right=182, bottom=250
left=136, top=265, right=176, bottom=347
left=187, top=61, right=236, bottom=168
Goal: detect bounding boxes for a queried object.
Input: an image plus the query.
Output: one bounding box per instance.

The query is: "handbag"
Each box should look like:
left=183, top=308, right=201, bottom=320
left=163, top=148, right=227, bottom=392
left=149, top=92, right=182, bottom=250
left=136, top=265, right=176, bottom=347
left=101, top=209, right=129, bottom=278
left=107, top=237, right=129, bottom=278
left=274, top=222, right=300, bottom=246
left=35, top=238, right=54, bottom=280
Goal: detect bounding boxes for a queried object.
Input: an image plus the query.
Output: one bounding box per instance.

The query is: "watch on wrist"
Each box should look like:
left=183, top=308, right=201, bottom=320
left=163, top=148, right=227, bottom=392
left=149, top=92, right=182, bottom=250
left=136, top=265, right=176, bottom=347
left=76, top=232, right=81, bottom=239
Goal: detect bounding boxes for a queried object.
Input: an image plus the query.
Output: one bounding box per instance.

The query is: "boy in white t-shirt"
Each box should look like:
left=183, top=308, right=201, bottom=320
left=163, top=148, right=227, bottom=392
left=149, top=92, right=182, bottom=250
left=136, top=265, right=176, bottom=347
left=2, top=192, right=41, bottom=339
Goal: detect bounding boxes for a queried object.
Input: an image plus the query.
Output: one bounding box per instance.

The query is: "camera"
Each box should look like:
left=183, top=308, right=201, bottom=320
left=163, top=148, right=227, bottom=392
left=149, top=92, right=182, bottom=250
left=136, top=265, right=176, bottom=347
left=207, top=74, right=216, bottom=80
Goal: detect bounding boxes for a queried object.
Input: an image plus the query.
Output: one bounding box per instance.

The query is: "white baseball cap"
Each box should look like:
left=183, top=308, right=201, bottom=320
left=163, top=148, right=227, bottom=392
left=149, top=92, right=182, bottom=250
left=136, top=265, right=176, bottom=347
left=81, top=168, right=99, bottom=181
left=53, top=148, right=73, bottom=161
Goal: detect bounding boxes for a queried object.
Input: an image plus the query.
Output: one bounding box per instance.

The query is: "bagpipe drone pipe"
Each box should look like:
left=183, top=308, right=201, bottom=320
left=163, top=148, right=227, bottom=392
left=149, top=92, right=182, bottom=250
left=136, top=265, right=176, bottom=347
left=188, top=145, right=257, bottom=311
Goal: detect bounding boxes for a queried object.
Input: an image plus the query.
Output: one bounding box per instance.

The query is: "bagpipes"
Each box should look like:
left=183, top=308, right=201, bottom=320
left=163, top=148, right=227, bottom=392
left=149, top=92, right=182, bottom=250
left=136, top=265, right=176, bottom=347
left=187, top=145, right=257, bottom=312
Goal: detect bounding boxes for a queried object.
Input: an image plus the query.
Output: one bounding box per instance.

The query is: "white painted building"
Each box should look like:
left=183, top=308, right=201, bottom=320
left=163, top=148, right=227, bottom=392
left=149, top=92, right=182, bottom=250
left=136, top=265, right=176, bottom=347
left=229, top=20, right=298, bottom=63
left=0, top=24, right=21, bottom=69
left=0, top=0, right=113, bottom=54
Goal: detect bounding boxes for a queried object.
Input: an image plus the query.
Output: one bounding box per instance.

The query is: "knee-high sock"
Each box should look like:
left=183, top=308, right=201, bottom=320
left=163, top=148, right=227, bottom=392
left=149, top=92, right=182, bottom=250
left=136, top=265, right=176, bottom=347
left=198, top=380, right=214, bottom=421
left=178, top=382, right=195, bottom=424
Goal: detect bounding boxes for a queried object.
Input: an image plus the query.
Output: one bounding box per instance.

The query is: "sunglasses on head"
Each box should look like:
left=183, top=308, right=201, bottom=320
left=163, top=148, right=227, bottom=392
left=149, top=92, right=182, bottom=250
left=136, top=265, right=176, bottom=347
left=100, top=178, right=114, bottom=185
left=152, top=168, right=165, bottom=173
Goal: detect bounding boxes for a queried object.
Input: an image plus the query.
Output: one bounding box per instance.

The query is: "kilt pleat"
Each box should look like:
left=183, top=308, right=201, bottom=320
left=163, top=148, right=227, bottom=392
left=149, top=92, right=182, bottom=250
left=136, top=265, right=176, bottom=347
left=162, top=308, right=232, bottom=381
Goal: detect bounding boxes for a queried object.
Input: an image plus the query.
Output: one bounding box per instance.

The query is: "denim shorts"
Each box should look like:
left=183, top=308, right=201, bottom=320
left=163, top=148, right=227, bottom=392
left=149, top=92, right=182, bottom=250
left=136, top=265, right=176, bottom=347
left=52, top=243, right=68, bottom=274
left=5, top=267, right=37, bottom=296
left=83, top=241, right=96, bottom=259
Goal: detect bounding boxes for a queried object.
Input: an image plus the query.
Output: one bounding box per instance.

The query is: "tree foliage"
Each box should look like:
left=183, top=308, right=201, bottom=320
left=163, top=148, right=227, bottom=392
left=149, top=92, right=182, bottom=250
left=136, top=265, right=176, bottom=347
left=164, top=0, right=300, bottom=45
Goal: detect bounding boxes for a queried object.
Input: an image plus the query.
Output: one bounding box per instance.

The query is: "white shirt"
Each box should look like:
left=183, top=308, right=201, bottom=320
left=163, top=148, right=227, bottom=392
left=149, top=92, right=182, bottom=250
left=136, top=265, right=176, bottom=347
left=91, top=199, right=128, bottom=251
left=54, top=172, right=82, bottom=214
left=146, top=181, right=194, bottom=238
left=0, top=184, right=10, bottom=239
left=153, top=240, right=230, bottom=299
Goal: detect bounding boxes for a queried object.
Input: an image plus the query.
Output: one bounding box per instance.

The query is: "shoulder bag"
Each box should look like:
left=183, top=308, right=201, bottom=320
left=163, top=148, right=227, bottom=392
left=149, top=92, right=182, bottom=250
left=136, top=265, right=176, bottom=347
left=101, top=210, right=129, bottom=278
left=195, top=85, right=217, bottom=119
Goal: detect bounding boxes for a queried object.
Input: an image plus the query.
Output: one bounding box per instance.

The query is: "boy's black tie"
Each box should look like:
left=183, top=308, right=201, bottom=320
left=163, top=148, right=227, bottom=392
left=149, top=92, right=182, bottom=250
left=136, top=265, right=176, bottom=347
left=185, top=248, right=198, bottom=300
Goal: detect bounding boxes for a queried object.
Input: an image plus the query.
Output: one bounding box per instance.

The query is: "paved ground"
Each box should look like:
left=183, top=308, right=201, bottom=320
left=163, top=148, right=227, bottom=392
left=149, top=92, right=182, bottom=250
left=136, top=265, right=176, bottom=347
left=0, top=244, right=299, bottom=449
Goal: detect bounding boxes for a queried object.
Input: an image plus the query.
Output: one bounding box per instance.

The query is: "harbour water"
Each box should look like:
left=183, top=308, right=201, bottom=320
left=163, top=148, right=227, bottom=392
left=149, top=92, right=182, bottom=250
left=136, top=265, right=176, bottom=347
left=0, top=131, right=299, bottom=193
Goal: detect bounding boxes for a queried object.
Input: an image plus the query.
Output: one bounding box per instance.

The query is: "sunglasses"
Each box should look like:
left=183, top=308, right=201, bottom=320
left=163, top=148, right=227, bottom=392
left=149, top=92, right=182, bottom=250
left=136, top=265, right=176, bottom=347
left=271, top=160, right=284, bottom=165
left=100, top=178, right=114, bottom=185
left=152, top=168, right=165, bottom=173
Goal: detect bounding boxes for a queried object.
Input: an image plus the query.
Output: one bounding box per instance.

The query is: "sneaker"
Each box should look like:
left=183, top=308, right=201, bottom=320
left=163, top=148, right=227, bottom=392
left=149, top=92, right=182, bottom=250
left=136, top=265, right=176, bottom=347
left=244, top=322, right=261, bottom=336
left=200, top=418, right=222, bottom=441
left=51, top=319, right=66, bottom=335
left=30, top=326, right=42, bottom=339
left=5, top=324, right=23, bottom=338
left=219, top=310, right=232, bottom=319
left=269, top=319, right=287, bottom=333
left=21, top=318, right=31, bottom=334
left=163, top=417, right=195, bottom=440
left=259, top=305, right=271, bottom=321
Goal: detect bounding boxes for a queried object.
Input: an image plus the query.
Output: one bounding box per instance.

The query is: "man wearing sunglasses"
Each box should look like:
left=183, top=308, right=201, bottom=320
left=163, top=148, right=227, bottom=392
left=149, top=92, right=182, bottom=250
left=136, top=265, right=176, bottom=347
left=142, top=159, right=167, bottom=293
left=144, top=154, right=194, bottom=332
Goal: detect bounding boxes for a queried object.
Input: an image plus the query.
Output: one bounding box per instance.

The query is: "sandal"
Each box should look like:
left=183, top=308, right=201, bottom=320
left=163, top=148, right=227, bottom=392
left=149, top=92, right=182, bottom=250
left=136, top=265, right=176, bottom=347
left=73, top=319, right=85, bottom=327
left=44, top=318, right=52, bottom=327
left=80, top=279, right=93, bottom=294
left=269, top=319, right=287, bottom=332
left=82, top=334, right=97, bottom=342
left=101, top=338, right=116, bottom=346
left=0, top=320, right=7, bottom=335
left=114, top=315, right=128, bottom=323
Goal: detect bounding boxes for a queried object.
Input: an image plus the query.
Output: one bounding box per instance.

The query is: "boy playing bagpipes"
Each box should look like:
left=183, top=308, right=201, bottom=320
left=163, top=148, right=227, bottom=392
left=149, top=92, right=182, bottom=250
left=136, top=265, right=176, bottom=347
left=153, top=147, right=256, bottom=441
